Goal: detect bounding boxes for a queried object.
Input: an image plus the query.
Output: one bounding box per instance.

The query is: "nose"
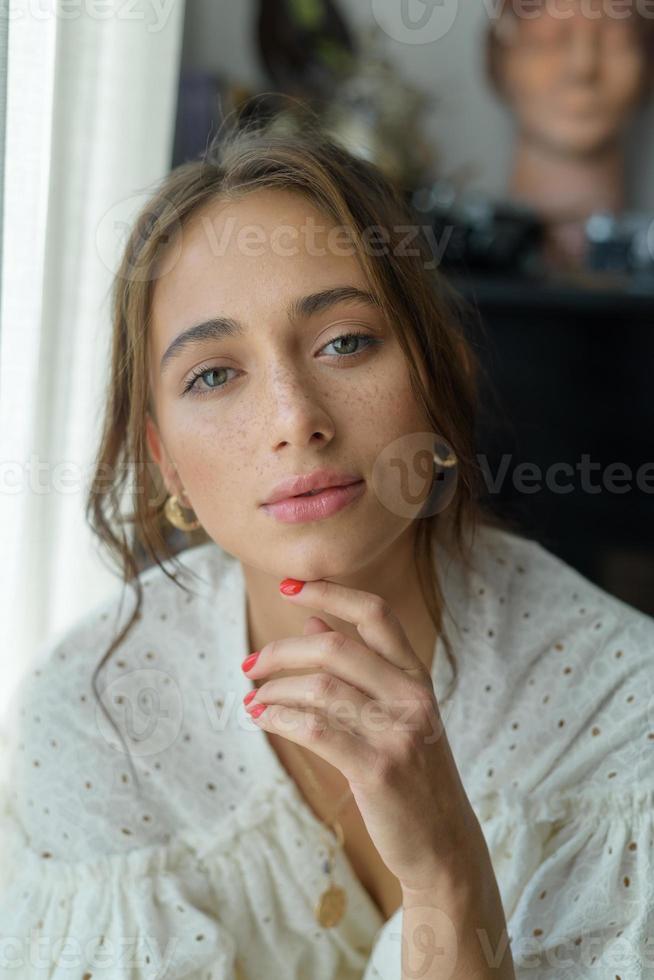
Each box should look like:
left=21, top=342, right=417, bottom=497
left=263, top=364, right=335, bottom=451
left=565, top=21, right=602, bottom=79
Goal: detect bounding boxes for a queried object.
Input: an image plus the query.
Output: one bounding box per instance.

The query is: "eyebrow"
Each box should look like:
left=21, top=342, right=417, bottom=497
left=159, top=285, right=380, bottom=376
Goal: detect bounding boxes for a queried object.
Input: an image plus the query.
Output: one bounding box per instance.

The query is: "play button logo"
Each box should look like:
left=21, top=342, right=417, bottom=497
left=371, top=0, right=460, bottom=45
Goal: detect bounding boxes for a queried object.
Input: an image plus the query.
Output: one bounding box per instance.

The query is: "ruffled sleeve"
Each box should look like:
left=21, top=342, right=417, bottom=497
left=360, top=787, right=654, bottom=980
left=0, top=779, right=239, bottom=979
left=505, top=786, right=654, bottom=978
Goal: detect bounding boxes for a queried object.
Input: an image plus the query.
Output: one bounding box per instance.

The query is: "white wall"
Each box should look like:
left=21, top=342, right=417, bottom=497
left=180, top=0, right=654, bottom=212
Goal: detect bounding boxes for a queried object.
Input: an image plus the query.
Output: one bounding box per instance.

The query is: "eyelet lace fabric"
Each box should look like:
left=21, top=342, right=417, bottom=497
left=0, top=524, right=652, bottom=979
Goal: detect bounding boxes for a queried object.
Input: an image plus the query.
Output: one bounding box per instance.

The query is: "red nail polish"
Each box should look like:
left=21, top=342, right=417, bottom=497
left=249, top=703, right=267, bottom=719
left=243, top=690, right=257, bottom=706
left=241, top=652, right=260, bottom=672
left=280, top=578, right=305, bottom=595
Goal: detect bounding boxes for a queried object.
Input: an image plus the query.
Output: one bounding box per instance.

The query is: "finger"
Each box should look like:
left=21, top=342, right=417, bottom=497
left=279, top=578, right=425, bottom=676
left=302, top=615, right=331, bottom=635
left=244, top=630, right=424, bottom=711
left=250, top=618, right=329, bottom=692
left=245, top=671, right=388, bottom=739
left=246, top=697, right=376, bottom=784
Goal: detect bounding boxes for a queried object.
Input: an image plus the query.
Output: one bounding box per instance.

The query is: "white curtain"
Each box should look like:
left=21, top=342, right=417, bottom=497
left=0, top=0, right=186, bottom=728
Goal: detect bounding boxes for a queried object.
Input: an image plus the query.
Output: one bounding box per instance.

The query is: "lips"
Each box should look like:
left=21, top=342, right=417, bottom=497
left=261, top=479, right=367, bottom=523
left=261, top=469, right=363, bottom=506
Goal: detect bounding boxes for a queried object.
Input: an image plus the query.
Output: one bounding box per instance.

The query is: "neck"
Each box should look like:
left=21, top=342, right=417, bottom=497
left=510, top=131, right=625, bottom=269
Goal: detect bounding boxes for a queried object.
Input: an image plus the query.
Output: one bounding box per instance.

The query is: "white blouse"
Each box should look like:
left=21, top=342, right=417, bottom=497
left=0, top=523, right=653, bottom=979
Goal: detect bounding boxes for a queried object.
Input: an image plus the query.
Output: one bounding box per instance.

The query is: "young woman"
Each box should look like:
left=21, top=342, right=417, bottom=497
left=1, top=108, right=652, bottom=980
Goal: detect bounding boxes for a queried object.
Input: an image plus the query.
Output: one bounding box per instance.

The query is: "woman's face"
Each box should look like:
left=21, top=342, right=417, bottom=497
left=497, top=5, right=647, bottom=156
left=146, top=188, right=434, bottom=581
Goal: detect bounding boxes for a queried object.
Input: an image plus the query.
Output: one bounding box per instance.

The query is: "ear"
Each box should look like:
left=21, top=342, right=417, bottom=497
left=145, top=413, right=163, bottom=467
left=145, top=413, right=182, bottom=497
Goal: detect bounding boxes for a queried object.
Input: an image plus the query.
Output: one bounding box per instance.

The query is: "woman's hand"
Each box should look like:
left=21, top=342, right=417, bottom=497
left=241, top=576, right=481, bottom=893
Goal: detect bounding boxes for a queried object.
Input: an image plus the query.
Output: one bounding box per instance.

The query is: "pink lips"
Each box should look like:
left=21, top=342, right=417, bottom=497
left=261, top=468, right=363, bottom=506
left=260, top=480, right=366, bottom=524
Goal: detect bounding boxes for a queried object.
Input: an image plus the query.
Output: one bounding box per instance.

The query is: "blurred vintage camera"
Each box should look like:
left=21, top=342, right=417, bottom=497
left=411, top=180, right=654, bottom=281
left=410, top=181, right=545, bottom=276
left=585, top=212, right=654, bottom=278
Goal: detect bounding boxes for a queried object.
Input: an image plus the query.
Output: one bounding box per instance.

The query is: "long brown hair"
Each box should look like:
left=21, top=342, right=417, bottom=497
left=85, top=98, right=518, bottom=790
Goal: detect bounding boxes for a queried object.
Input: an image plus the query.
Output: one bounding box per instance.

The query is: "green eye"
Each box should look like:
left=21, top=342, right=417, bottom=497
left=182, top=331, right=381, bottom=398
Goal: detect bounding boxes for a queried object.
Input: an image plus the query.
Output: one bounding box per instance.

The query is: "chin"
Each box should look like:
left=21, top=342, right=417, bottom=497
left=538, top=123, right=615, bottom=159
left=568, top=131, right=617, bottom=157
left=271, top=540, right=372, bottom=584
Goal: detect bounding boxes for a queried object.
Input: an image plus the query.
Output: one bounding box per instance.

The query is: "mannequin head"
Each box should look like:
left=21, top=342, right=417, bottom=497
left=487, top=0, right=654, bottom=159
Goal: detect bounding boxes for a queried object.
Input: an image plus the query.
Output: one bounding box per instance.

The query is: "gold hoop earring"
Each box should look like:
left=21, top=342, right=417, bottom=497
left=164, top=492, right=201, bottom=532
left=433, top=447, right=458, bottom=469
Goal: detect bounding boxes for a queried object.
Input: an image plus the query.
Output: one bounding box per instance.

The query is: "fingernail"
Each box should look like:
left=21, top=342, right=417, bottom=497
left=280, top=578, right=305, bottom=595
left=248, top=703, right=267, bottom=718
left=241, top=652, right=260, bottom=672
left=243, top=690, right=257, bottom=706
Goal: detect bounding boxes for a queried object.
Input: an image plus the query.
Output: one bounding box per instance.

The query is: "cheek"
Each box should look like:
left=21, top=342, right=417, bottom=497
left=161, top=409, right=248, bottom=495
left=504, top=56, right=556, bottom=105
left=603, top=58, right=645, bottom=110
left=364, top=363, right=428, bottom=445
left=504, top=74, right=562, bottom=131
